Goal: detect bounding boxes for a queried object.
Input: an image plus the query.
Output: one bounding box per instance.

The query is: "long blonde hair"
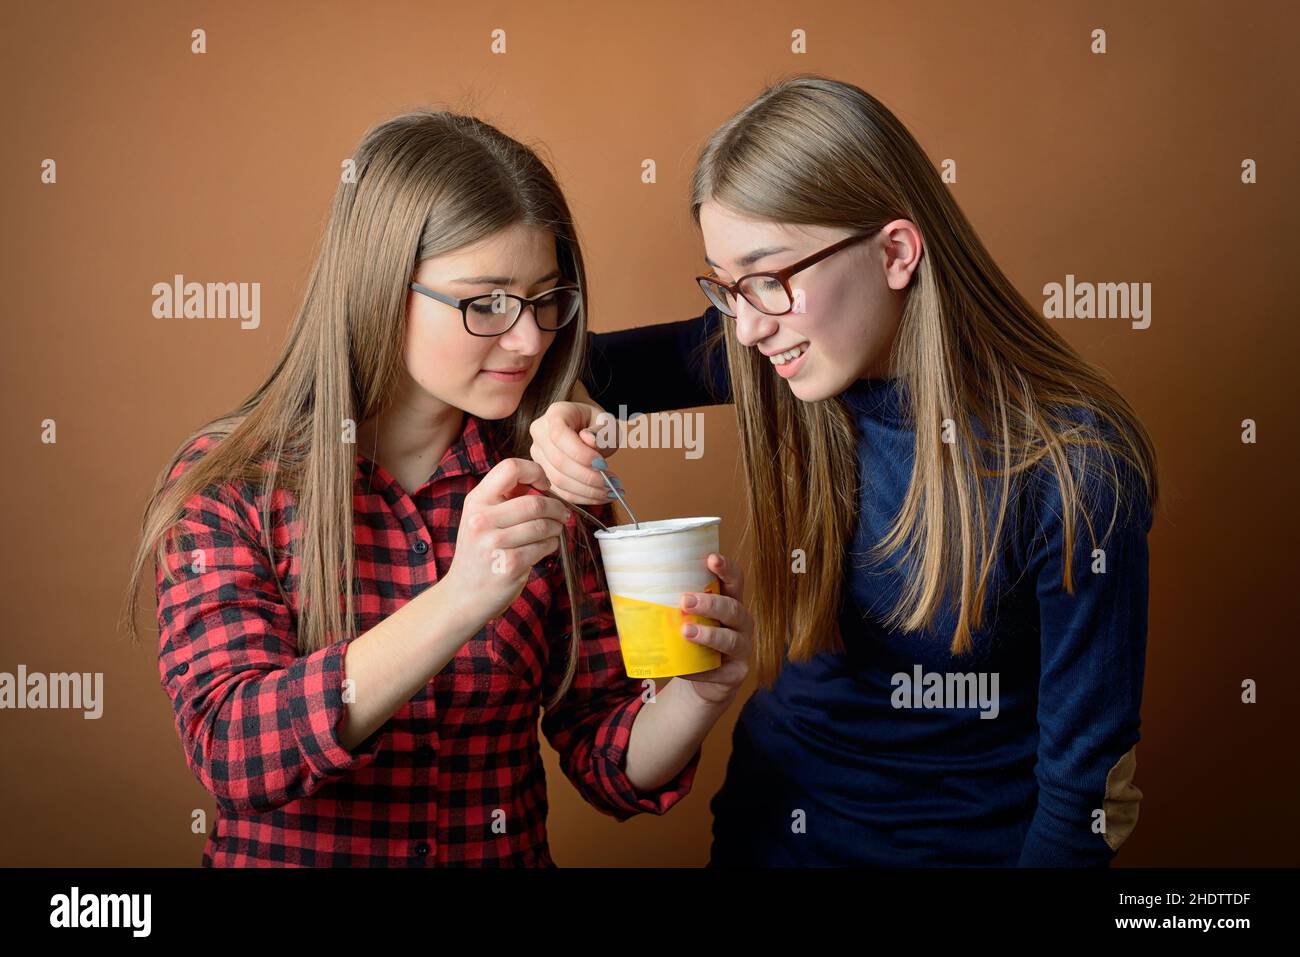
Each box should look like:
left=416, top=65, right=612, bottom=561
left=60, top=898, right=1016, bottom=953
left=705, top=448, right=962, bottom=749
left=122, top=109, right=594, bottom=706
left=691, top=76, right=1159, bottom=688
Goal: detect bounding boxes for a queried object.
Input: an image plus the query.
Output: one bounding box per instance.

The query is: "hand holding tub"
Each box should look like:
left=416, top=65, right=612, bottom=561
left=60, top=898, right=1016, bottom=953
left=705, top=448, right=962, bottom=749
left=673, top=551, right=753, bottom=706
left=531, top=399, right=754, bottom=699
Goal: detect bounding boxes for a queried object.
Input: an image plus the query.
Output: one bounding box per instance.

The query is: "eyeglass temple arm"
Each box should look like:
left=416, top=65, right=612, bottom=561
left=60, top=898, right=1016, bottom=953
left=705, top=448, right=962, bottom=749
left=410, top=281, right=579, bottom=308
left=408, top=281, right=463, bottom=309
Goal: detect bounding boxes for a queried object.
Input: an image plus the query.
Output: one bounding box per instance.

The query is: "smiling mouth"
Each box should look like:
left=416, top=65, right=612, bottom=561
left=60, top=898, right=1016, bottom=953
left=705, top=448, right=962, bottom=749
left=767, top=342, right=810, bottom=366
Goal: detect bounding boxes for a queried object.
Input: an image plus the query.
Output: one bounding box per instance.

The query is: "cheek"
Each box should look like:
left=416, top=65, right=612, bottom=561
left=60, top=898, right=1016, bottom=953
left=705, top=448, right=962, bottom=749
left=800, top=270, right=880, bottom=352
left=404, top=314, right=486, bottom=394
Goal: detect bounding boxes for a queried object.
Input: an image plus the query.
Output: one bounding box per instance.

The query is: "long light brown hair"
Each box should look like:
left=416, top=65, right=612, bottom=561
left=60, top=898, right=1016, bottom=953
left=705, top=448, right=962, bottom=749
left=121, top=109, right=594, bottom=707
left=691, top=76, right=1159, bottom=688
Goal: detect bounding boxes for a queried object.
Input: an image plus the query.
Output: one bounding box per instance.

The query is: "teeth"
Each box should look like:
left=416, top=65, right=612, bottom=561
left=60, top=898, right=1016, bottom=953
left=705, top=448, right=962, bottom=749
left=769, top=343, right=809, bottom=365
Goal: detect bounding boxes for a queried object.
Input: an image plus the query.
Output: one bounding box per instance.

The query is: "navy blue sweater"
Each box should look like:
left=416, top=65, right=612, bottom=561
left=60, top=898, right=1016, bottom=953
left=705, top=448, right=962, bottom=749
left=584, top=309, right=1152, bottom=867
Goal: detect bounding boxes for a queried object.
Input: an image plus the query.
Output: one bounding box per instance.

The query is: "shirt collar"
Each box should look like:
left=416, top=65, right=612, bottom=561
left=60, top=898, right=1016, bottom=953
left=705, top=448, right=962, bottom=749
left=455, top=412, right=506, bottom=477
left=355, top=412, right=507, bottom=493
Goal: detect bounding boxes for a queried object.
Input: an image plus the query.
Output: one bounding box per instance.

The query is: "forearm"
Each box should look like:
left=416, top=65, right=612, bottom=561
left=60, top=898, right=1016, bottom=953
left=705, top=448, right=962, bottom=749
left=583, top=314, right=731, bottom=415
left=338, top=578, right=483, bottom=749
left=622, top=679, right=729, bottom=792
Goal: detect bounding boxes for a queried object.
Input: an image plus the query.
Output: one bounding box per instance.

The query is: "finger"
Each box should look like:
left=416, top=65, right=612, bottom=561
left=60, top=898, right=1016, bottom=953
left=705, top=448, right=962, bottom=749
left=680, top=622, right=745, bottom=658
left=681, top=590, right=754, bottom=638
left=475, top=457, right=551, bottom=504
left=544, top=474, right=617, bottom=506
left=530, top=441, right=612, bottom=503
left=491, top=490, right=571, bottom=529
left=706, top=552, right=745, bottom=603
left=581, top=408, right=626, bottom=454
left=686, top=618, right=753, bottom=663
left=494, top=518, right=567, bottom=550
left=544, top=419, right=619, bottom=495
left=516, top=537, right=561, bottom=568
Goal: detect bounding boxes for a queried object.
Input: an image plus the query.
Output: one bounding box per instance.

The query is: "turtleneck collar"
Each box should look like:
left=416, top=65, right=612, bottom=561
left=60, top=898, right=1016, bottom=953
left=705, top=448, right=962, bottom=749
left=840, top=375, right=911, bottom=428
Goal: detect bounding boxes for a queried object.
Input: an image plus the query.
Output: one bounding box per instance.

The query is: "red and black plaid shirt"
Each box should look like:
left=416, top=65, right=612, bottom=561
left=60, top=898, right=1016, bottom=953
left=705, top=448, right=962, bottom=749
left=155, top=413, right=700, bottom=866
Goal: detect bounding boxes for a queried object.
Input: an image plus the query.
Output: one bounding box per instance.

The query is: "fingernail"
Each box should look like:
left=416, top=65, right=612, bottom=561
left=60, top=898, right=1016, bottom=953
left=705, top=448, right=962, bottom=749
left=607, top=489, right=620, bottom=499
left=682, top=624, right=698, bottom=638
left=682, top=593, right=697, bottom=608
left=609, top=476, right=624, bottom=489
left=591, top=456, right=607, bottom=471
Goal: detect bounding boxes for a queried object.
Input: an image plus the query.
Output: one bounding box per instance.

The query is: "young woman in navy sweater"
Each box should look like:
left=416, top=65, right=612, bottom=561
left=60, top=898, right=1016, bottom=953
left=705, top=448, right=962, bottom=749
left=531, top=76, right=1158, bottom=866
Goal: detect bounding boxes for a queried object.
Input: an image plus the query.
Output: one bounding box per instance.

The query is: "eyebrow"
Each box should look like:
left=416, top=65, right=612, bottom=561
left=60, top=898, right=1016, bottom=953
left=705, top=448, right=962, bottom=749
left=703, top=247, right=791, bottom=271
left=449, top=269, right=562, bottom=287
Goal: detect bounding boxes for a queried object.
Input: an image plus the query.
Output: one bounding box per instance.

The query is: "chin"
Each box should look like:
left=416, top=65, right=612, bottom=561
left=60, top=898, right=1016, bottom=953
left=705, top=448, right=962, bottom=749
left=467, top=400, right=521, bottom=421
left=788, top=378, right=833, bottom=403
left=462, top=387, right=527, bottom=421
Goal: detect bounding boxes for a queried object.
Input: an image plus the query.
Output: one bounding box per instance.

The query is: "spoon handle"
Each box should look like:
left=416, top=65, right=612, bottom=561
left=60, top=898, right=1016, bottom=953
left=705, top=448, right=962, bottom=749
left=599, top=471, right=639, bottom=529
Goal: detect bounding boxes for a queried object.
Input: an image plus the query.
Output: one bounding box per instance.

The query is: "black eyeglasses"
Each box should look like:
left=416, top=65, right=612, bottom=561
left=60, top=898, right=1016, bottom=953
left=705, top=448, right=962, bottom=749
left=408, top=281, right=582, bottom=337
left=696, top=231, right=877, bottom=317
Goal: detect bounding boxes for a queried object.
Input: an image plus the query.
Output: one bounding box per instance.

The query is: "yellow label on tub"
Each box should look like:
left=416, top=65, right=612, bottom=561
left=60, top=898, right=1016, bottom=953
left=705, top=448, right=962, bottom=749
left=608, top=579, right=723, bottom=679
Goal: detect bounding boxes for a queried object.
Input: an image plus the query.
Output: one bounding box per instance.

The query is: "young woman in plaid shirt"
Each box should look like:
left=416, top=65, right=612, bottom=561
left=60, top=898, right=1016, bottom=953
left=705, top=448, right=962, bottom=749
left=123, top=110, right=754, bottom=867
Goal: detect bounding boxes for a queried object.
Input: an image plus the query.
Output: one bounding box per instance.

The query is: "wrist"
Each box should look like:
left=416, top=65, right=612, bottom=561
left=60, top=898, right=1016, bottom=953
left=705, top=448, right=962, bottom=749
left=424, top=573, right=491, bottom=644
left=673, top=676, right=737, bottom=716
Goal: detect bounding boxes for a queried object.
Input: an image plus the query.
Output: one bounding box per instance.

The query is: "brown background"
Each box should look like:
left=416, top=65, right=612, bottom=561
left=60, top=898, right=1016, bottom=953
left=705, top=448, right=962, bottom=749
left=1, top=0, right=1296, bottom=866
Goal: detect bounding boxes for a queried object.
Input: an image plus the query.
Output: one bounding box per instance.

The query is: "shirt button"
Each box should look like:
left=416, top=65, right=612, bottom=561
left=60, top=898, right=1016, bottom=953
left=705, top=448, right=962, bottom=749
left=412, top=539, right=429, bottom=554
left=414, top=841, right=430, bottom=857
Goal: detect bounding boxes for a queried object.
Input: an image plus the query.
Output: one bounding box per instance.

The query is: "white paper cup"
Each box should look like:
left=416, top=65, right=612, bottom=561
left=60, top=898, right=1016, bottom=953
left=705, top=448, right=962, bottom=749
left=594, top=517, right=723, bottom=679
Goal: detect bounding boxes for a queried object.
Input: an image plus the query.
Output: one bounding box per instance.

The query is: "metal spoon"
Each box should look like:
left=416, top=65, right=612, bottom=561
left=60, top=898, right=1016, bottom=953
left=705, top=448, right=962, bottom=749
left=599, top=470, right=639, bottom=529
left=537, top=476, right=639, bottom=531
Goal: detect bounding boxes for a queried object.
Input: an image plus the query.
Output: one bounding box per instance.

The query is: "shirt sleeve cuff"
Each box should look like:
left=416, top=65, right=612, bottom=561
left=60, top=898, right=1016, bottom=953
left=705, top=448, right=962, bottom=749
left=590, top=692, right=702, bottom=821
left=286, top=638, right=385, bottom=778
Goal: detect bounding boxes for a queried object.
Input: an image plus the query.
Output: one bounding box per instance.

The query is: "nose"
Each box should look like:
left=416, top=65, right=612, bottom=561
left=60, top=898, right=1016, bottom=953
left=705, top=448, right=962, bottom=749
left=732, top=296, right=780, bottom=349
left=498, top=303, right=545, bottom=356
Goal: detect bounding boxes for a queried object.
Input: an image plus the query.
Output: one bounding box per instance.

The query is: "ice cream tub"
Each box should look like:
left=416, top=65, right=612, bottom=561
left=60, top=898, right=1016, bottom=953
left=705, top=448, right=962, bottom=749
left=593, top=517, right=724, bottom=679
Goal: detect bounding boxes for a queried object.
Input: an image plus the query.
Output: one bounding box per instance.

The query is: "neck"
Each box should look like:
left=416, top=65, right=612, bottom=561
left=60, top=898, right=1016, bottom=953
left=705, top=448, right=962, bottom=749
left=357, top=371, right=465, bottom=494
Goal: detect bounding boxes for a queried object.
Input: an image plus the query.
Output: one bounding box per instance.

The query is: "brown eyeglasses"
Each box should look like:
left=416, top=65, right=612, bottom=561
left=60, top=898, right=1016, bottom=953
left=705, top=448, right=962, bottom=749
left=696, top=231, right=877, bottom=317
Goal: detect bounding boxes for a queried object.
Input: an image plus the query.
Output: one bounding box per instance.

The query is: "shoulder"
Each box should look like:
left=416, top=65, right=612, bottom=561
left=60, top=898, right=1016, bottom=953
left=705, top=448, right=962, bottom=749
left=163, top=432, right=267, bottom=542
left=167, top=432, right=222, bottom=483
left=1019, top=405, right=1154, bottom=559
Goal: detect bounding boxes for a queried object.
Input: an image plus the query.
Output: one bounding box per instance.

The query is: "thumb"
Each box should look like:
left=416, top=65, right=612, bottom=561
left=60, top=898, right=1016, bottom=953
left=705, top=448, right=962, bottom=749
left=586, top=410, right=637, bottom=452
left=708, top=553, right=744, bottom=602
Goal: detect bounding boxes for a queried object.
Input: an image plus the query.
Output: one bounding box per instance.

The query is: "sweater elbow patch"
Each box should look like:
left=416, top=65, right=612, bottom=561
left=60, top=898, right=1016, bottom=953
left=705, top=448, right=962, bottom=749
left=1102, top=745, right=1142, bottom=851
